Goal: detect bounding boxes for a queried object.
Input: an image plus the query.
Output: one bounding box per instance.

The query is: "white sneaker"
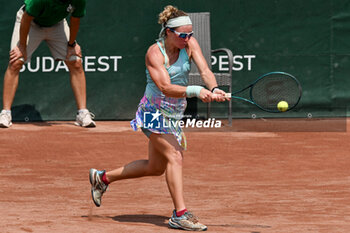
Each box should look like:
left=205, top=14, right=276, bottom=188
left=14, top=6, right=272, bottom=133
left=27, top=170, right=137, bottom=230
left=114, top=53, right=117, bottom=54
left=75, top=109, right=96, bottom=127
left=0, top=110, right=12, bottom=128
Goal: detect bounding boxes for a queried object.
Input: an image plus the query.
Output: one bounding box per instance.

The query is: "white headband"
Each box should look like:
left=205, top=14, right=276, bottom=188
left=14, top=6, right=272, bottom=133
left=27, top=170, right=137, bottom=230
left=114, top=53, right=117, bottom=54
left=158, top=16, right=192, bottom=39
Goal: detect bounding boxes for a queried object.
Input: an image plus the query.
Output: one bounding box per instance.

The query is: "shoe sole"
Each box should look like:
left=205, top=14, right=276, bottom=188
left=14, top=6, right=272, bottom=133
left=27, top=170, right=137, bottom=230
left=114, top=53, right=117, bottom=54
left=75, top=122, right=96, bottom=128
left=0, top=122, right=12, bottom=128
left=168, top=220, right=181, bottom=230
left=89, top=169, right=101, bottom=207
left=168, top=219, right=207, bottom=231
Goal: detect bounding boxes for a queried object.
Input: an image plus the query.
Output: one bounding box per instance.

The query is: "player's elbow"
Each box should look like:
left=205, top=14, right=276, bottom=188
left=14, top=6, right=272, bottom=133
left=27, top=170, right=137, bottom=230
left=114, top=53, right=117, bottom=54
left=200, top=68, right=213, bottom=81
left=159, top=84, right=173, bottom=97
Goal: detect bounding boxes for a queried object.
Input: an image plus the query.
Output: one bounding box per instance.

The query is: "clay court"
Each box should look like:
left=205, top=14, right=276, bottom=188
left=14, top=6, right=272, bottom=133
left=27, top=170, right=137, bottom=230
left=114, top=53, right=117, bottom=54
left=1, top=119, right=349, bottom=233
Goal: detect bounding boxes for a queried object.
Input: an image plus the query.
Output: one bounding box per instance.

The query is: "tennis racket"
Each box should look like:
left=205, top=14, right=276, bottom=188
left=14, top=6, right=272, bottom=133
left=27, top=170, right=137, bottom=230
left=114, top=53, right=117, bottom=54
left=217, top=71, right=302, bottom=113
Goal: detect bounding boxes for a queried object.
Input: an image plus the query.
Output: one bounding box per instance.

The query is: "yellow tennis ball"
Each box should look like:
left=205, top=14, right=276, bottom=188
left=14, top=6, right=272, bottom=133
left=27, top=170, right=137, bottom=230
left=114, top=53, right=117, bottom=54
left=277, top=101, right=288, bottom=112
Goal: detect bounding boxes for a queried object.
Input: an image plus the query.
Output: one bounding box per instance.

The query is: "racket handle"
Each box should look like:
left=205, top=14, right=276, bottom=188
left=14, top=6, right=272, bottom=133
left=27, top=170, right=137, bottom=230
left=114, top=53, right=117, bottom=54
left=212, top=93, right=231, bottom=98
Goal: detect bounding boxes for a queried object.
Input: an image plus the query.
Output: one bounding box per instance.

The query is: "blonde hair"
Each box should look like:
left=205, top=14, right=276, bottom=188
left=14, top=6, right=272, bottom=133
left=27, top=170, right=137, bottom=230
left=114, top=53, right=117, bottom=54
left=158, top=5, right=188, bottom=25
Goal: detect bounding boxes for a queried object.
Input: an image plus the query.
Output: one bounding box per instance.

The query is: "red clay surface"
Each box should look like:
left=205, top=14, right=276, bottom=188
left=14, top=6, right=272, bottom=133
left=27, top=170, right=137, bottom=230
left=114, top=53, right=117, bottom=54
left=0, top=119, right=349, bottom=232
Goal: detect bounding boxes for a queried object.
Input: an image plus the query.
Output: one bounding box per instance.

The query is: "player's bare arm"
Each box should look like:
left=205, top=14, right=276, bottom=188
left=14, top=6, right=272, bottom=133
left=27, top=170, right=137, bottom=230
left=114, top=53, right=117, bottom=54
left=188, top=37, right=227, bottom=102
left=146, top=44, right=215, bottom=102
left=188, top=37, right=217, bottom=90
left=146, top=44, right=187, bottom=98
left=66, top=16, right=82, bottom=59
left=9, top=12, right=33, bottom=64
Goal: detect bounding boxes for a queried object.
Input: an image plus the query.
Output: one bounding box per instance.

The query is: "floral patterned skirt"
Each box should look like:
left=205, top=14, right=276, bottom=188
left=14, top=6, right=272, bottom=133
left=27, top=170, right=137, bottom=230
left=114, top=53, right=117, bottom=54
left=130, top=94, right=187, bottom=150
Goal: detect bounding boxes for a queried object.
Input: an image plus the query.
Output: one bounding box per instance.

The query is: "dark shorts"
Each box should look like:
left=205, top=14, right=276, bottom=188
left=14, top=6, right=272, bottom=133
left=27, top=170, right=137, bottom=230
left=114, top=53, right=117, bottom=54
left=141, top=127, right=152, bottom=138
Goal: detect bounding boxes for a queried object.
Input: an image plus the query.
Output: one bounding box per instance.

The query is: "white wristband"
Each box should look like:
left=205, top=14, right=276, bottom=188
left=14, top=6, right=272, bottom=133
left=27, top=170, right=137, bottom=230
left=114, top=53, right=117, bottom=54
left=186, top=85, right=204, bottom=98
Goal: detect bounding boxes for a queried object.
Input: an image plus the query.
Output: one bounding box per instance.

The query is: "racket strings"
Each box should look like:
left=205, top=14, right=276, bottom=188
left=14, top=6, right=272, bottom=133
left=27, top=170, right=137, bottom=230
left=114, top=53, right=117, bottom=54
left=251, top=74, right=301, bottom=112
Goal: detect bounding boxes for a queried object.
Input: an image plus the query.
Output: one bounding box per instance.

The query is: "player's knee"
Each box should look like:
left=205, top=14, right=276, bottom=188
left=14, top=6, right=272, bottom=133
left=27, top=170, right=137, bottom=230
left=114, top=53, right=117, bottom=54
left=147, top=167, right=165, bottom=176
left=168, top=150, right=183, bottom=166
left=66, top=59, right=84, bottom=73
left=8, top=60, right=24, bottom=72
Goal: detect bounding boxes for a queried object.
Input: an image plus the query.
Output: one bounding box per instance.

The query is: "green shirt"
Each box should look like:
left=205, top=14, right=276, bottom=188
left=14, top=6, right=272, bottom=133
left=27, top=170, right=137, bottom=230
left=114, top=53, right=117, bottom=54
left=24, top=0, right=86, bottom=27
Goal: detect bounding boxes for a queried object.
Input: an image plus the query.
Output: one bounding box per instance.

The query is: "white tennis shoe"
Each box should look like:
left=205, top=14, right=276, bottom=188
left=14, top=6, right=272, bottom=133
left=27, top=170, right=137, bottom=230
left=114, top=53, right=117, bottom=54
left=75, top=109, right=96, bottom=127
left=0, top=110, right=12, bottom=128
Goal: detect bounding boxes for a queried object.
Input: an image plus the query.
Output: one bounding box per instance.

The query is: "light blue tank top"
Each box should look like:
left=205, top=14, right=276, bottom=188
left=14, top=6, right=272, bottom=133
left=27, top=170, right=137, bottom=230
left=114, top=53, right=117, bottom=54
left=144, top=40, right=191, bottom=97
left=131, top=40, right=191, bottom=149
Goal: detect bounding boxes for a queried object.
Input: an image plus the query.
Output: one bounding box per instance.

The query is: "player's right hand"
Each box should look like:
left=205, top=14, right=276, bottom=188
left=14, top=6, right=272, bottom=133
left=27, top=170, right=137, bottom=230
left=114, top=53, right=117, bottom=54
left=212, top=88, right=229, bottom=102
left=66, top=43, right=82, bottom=61
left=9, top=44, right=26, bottom=64
left=199, top=88, right=215, bottom=103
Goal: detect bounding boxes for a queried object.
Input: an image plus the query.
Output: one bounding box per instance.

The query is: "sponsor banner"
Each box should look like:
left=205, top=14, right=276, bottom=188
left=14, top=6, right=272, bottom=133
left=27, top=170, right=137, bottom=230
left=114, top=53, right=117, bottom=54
left=20, top=56, right=122, bottom=73
left=19, top=54, right=256, bottom=73
left=212, top=54, right=256, bottom=71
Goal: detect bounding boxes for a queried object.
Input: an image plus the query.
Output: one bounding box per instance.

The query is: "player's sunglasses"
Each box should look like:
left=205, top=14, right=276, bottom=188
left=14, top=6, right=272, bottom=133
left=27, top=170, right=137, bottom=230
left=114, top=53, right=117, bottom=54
left=168, top=28, right=194, bottom=39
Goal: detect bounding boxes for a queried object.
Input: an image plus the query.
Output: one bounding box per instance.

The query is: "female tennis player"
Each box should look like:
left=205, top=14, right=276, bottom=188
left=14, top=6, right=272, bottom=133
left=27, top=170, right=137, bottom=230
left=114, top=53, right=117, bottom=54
left=89, top=5, right=228, bottom=231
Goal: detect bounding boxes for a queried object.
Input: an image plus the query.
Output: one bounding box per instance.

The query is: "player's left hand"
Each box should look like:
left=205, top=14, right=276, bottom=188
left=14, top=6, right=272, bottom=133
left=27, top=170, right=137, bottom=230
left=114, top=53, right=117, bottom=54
left=212, top=88, right=230, bottom=102
left=9, top=44, right=26, bottom=64
left=66, top=43, right=82, bottom=61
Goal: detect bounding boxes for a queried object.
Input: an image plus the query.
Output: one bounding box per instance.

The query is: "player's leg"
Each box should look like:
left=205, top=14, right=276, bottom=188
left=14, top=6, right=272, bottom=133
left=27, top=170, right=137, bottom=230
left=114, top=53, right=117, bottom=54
left=88, top=131, right=207, bottom=230
left=150, top=134, right=207, bottom=231
left=89, top=132, right=184, bottom=204
left=46, top=19, right=95, bottom=127
left=89, top=137, right=168, bottom=207
left=1, top=6, right=42, bottom=128
left=102, top=133, right=183, bottom=207
left=106, top=139, right=168, bottom=182
left=102, top=132, right=205, bottom=230
left=1, top=58, right=22, bottom=127
left=149, top=134, right=186, bottom=211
